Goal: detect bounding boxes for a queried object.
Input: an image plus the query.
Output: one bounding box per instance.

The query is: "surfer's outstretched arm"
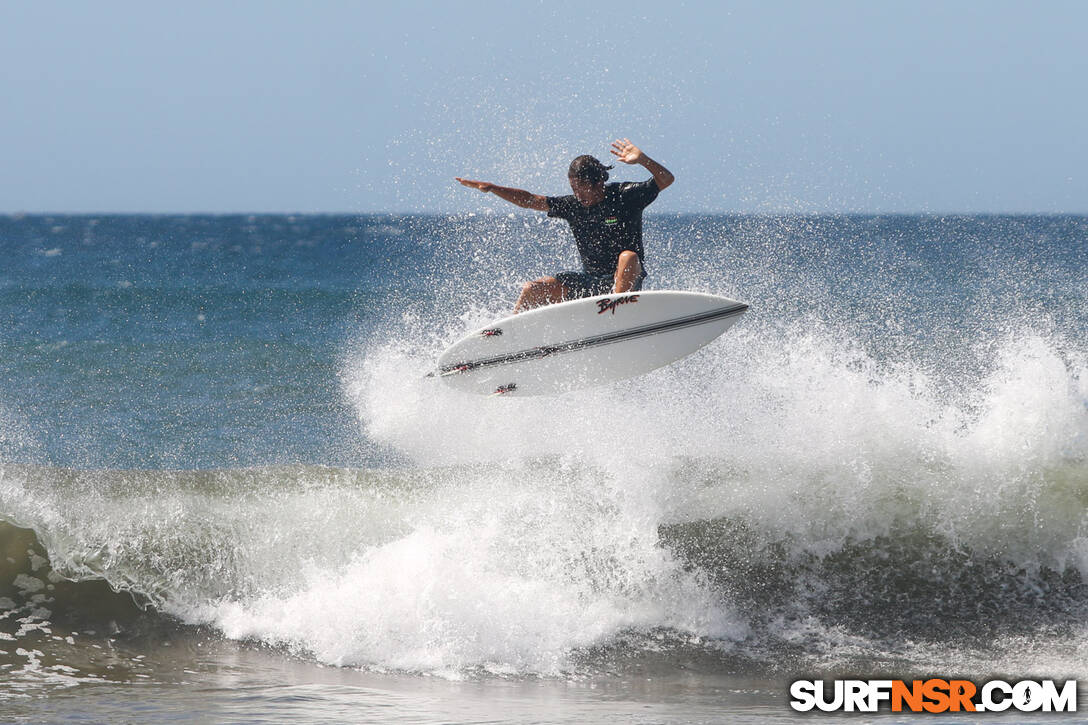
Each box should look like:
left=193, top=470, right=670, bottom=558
left=455, top=178, right=548, bottom=211
left=610, top=139, right=675, bottom=191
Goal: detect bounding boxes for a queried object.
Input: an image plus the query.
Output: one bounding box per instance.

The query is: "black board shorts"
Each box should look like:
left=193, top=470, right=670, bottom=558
left=554, top=270, right=645, bottom=300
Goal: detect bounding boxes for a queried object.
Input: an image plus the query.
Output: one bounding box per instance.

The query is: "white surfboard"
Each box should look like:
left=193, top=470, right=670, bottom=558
left=431, top=290, right=748, bottom=396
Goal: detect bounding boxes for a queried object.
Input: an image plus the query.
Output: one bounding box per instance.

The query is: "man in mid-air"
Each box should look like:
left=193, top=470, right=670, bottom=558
left=457, top=138, right=674, bottom=312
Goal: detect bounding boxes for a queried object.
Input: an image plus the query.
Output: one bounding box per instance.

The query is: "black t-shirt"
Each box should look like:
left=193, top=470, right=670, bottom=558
left=546, top=179, right=660, bottom=275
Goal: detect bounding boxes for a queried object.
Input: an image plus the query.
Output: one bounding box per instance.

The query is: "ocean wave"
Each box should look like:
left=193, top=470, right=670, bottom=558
left=0, top=463, right=743, bottom=677
left=3, top=449, right=1087, bottom=678
left=2, top=314, right=1085, bottom=677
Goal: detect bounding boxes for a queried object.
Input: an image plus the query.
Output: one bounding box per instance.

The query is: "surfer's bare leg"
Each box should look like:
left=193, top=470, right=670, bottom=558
left=613, top=250, right=642, bottom=294
left=514, top=276, right=564, bottom=313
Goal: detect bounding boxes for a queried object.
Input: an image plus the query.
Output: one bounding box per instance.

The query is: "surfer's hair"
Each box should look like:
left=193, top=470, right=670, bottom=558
left=568, top=155, right=612, bottom=184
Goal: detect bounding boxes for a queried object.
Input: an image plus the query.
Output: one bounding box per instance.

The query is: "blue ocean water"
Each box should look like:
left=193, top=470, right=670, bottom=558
left=1, top=213, right=1086, bottom=720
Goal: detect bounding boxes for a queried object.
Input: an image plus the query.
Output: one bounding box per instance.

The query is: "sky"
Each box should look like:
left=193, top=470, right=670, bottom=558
left=2, top=1, right=1086, bottom=214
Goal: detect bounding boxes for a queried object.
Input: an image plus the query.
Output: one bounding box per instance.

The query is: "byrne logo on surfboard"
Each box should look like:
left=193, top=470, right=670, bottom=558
left=596, top=295, right=640, bottom=315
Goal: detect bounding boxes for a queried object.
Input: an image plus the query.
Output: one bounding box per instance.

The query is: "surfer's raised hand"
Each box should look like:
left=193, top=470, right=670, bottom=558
left=611, top=139, right=675, bottom=191
left=456, top=177, right=494, bottom=193
left=610, top=139, right=644, bottom=165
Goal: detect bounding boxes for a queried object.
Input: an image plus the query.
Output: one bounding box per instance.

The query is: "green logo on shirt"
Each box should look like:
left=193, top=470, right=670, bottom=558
left=604, top=216, right=618, bottom=225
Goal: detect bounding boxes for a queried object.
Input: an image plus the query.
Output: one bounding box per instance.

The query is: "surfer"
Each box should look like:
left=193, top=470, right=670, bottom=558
left=456, top=138, right=674, bottom=312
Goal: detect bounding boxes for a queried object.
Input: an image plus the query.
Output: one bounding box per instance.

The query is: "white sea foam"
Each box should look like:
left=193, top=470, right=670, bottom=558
left=207, top=463, right=742, bottom=675
left=346, top=321, right=1087, bottom=566
left=283, top=318, right=1086, bottom=673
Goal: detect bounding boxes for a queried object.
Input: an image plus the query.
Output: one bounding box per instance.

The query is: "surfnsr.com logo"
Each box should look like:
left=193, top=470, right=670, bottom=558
left=789, top=679, right=1077, bottom=713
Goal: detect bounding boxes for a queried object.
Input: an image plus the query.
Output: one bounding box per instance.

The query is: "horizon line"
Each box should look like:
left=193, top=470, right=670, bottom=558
left=4, top=209, right=1087, bottom=218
